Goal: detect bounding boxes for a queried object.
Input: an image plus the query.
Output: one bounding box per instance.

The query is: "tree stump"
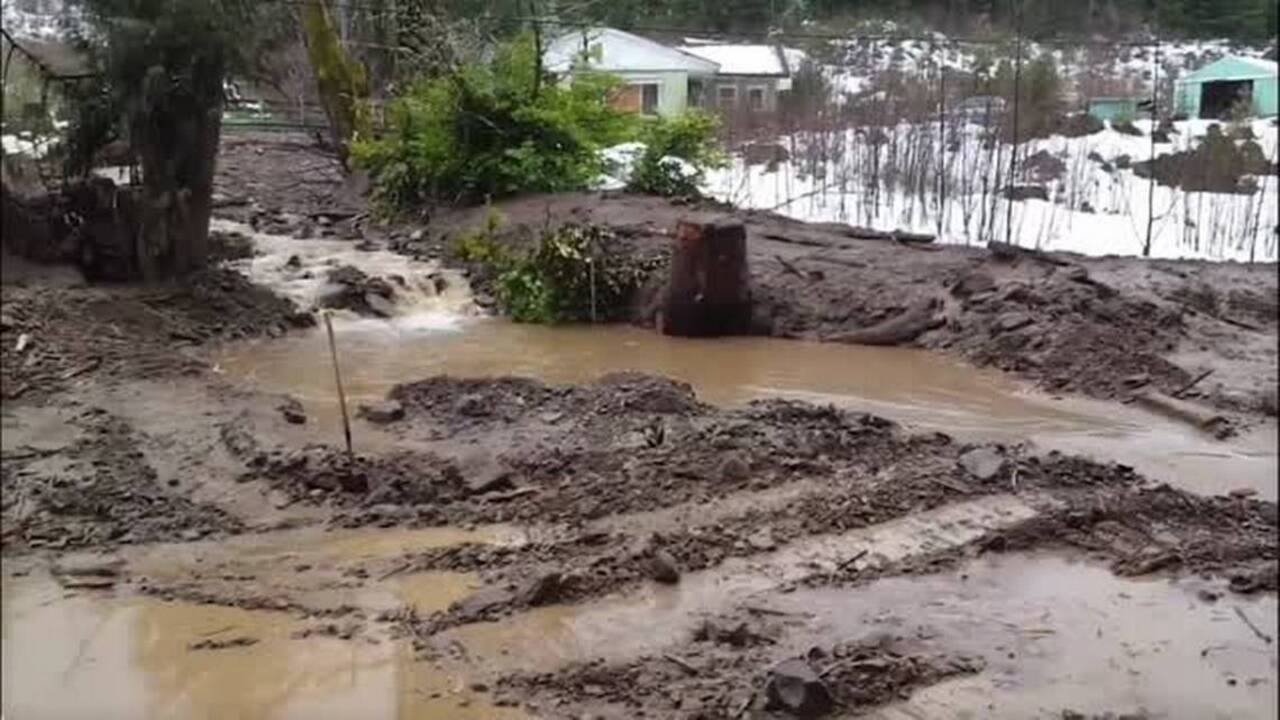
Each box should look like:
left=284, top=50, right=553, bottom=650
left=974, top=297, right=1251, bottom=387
left=660, top=220, right=752, bottom=337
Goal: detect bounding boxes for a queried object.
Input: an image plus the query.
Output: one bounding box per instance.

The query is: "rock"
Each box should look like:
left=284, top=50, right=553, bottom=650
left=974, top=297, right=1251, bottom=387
left=958, top=447, right=1005, bottom=481
left=747, top=529, right=777, bottom=551
left=1023, top=150, right=1066, bottom=183
left=995, top=312, right=1034, bottom=333
left=54, top=554, right=124, bottom=579
left=454, top=393, right=490, bottom=417
left=647, top=550, right=681, bottom=584
left=951, top=270, right=997, bottom=298
left=1229, top=488, right=1258, bottom=498
left=765, top=658, right=834, bottom=718
left=285, top=254, right=303, bottom=269
left=364, top=291, right=396, bottom=318
left=358, top=399, right=404, bottom=424
left=1122, top=373, right=1151, bottom=388
left=409, top=229, right=425, bottom=242
left=519, top=572, right=562, bottom=606
left=1001, top=185, right=1049, bottom=202
left=278, top=396, right=307, bottom=425
left=719, top=453, right=750, bottom=482
left=447, top=451, right=515, bottom=496
left=451, top=586, right=514, bottom=621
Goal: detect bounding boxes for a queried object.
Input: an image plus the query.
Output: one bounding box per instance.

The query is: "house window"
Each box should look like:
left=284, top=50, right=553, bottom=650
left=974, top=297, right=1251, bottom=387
left=748, top=87, right=765, bottom=111
left=717, top=85, right=737, bottom=109
left=640, top=83, right=659, bottom=115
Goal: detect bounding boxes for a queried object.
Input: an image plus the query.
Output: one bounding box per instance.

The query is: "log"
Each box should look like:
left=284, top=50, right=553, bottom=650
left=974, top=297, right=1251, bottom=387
left=987, top=240, right=1072, bottom=266
left=661, top=220, right=753, bottom=337
left=1133, top=391, right=1229, bottom=435
left=827, top=299, right=944, bottom=346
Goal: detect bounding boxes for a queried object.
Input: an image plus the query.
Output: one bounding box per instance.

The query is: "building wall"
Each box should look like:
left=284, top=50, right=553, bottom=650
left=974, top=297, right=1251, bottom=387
left=706, top=76, right=782, bottom=114
left=1176, top=77, right=1279, bottom=119
left=607, top=70, right=691, bottom=117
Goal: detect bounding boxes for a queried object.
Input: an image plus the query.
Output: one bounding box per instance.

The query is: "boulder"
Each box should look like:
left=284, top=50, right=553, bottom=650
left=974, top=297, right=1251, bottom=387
left=278, top=396, right=307, bottom=425
left=765, top=658, right=834, bottom=718
left=647, top=549, right=681, bottom=584
left=446, top=451, right=515, bottom=496
left=950, top=271, right=997, bottom=298
left=719, top=453, right=750, bottom=482
left=454, top=393, right=490, bottom=417
left=995, top=312, right=1034, bottom=333
left=358, top=399, right=404, bottom=424
left=958, top=447, right=1005, bottom=481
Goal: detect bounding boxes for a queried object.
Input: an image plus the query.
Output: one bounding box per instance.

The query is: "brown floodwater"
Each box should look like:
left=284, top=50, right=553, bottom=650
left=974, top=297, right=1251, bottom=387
left=215, top=319, right=1279, bottom=500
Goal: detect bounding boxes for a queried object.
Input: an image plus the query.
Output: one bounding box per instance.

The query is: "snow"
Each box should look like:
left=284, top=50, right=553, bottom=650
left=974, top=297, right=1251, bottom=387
left=677, top=44, right=788, bottom=76
left=705, top=119, right=1278, bottom=262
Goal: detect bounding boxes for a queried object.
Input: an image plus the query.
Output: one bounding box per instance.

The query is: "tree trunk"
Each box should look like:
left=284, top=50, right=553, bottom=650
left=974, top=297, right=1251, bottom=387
left=659, top=220, right=753, bottom=337
left=133, top=71, right=223, bottom=281
left=302, top=0, right=367, bottom=170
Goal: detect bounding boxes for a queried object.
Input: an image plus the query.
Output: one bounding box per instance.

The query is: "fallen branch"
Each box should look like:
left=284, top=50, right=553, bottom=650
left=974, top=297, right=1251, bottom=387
left=774, top=254, right=804, bottom=277
left=663, top=653, right=699, bottom=675
left=1133, top=390, right=1229, bottom=436
left=987, top=240, right=1072, bottom=266
left=1234, top=606, right=1273, bottom=645
left=827, top=300, right=945, bottom=347
left=836, top=549, right=869, bottom=572
left=377, top=561, right=413, bottom=582
left=1172, top=369, right=1214, bottom=398
left=1218, top=315, right=1262, bottom=332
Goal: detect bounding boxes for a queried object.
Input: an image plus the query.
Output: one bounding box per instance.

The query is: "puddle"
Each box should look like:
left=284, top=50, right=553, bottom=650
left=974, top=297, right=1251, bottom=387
left=0, top=572, right=528, bottom=720
left=786, top=554, right=1279, bottom=720
left=441, top=495, right=1044, bottom=670
left=215, top=319, right=1279, bottom=500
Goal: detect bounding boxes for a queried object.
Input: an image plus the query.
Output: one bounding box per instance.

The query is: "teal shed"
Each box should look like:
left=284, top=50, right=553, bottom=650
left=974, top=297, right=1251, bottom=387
left=1087, top=97, right=1143, bottom=123
left=1174, top=56, right=1278, bottom=119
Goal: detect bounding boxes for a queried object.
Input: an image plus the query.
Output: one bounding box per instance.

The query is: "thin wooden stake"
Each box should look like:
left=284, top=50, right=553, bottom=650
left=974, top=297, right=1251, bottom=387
left=323, top=311, right=354, bottom=459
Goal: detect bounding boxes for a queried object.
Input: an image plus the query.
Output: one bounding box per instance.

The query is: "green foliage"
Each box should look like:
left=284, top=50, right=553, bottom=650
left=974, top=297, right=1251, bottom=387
left=452, top=207, right=510, bottom=265
left=352, top=34, right=638, bottom=209
left=627, top=110, right=726, bottom=197
left=495, top=224, right=660, bottom=324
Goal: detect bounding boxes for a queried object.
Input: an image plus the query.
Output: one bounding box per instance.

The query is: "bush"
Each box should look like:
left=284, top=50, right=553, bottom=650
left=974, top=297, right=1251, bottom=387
left=498, top=224, right=661, bottom=324
left=627, top=110, right=726, bottom=197
left=352, top=34, right=637, bottom=209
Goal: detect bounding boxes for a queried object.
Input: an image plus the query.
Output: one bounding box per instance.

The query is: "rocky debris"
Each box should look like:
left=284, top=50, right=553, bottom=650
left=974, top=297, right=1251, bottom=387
left=2, top=412, right=243, bottom=552
left=240, top=445, right=466, bottom=509
left=189, top=636, right=260, bottom=651
left=766, top=658, right=835, bottom=718
left=747, top=528, right=778, bottom=551
left=319, top=265, right=397, bottom=318
left=950, top=271, right=996, bottom=298
left=519, top=572, right=563, bottom=607
left=719, top=453, right=750, bottom=482
left=356, top=399, right=404, bottom=424
left=1, top=269, right=313, bottom=401
left=278, top=396, right=307, bottom=424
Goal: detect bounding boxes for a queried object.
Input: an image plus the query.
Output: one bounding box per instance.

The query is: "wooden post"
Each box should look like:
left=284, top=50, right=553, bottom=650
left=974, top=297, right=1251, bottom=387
left=661, top=220, right=752, bottom=337
left=323, top=311, right=354, bottom=459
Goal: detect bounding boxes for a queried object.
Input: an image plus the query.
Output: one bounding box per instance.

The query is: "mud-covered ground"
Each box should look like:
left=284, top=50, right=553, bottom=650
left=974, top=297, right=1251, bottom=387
left=212, top=132, right=1278, bottom=425
left=1, top=130, right=1276, bottom=718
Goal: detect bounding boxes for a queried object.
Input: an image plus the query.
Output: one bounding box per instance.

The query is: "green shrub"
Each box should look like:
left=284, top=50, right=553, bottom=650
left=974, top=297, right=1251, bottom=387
left=627, top=110, right=726, bottom=197
left=494, top=224, right=660, bottom=324
left=352, top=34, right=637, bottom=209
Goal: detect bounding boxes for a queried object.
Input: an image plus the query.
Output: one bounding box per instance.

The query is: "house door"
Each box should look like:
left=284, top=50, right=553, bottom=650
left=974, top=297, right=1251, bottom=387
left=1200, top=80, right=1253, bottom=119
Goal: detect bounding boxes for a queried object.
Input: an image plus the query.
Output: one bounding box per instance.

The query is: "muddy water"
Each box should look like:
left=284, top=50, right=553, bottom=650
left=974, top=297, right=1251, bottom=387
left=1, top=571, right=529, bottom=720
left=216, top=319, right=1279, bottom=500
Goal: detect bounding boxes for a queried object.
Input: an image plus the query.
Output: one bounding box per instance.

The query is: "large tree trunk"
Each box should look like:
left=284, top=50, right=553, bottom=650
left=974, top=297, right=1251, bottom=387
left=301, top=0, right=367, bottom=170
left=133, top=68, right=223, bottom=281
left=659, top=220, right=753, bottom=337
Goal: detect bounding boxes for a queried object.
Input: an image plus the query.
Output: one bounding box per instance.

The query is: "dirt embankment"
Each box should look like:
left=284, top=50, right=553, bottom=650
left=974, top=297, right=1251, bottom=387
left=424, top=192, right=1278, bottom=422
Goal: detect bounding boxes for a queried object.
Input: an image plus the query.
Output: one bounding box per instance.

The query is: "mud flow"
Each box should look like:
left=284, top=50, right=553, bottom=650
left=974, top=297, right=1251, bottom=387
left=4, top=199, right=1276, bottom=719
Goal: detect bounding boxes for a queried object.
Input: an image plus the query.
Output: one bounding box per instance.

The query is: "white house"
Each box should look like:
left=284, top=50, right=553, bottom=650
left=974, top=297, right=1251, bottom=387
left=543, top=27, right=719, bottom=117
left=543, top=27, right=799, bottom=117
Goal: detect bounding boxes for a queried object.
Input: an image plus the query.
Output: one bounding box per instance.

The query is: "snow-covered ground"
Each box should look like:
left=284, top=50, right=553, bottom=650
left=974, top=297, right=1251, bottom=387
left=705, top=119, right=1278, bottom=262
left=1, top=0, right=83, bottom=41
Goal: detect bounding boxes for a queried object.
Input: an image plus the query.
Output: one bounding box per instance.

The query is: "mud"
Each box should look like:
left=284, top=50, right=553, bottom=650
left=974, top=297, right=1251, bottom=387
left=1, top=131, right=1276, bottom=719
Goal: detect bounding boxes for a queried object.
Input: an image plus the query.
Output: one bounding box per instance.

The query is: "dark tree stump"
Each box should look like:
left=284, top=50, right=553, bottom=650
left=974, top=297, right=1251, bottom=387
left=660, top=220, right=753, bottom=337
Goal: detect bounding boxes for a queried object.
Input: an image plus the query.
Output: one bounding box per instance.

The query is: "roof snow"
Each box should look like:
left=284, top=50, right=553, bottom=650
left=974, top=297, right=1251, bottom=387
left=677, top=44, right=792, bottom=76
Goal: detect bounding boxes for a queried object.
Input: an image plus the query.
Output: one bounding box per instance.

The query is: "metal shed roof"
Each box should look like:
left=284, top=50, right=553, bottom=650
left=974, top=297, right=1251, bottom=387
left=1178, top=56, right=1278, bottom=85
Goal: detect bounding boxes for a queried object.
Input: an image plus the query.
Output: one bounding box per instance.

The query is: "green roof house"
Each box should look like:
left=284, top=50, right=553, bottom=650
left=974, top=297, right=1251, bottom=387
left=1174, top=56, right=1278, bottom=119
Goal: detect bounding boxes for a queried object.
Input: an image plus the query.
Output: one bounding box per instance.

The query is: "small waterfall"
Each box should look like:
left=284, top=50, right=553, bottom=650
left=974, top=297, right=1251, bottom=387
left=213, top=219, right=477, bottom=332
